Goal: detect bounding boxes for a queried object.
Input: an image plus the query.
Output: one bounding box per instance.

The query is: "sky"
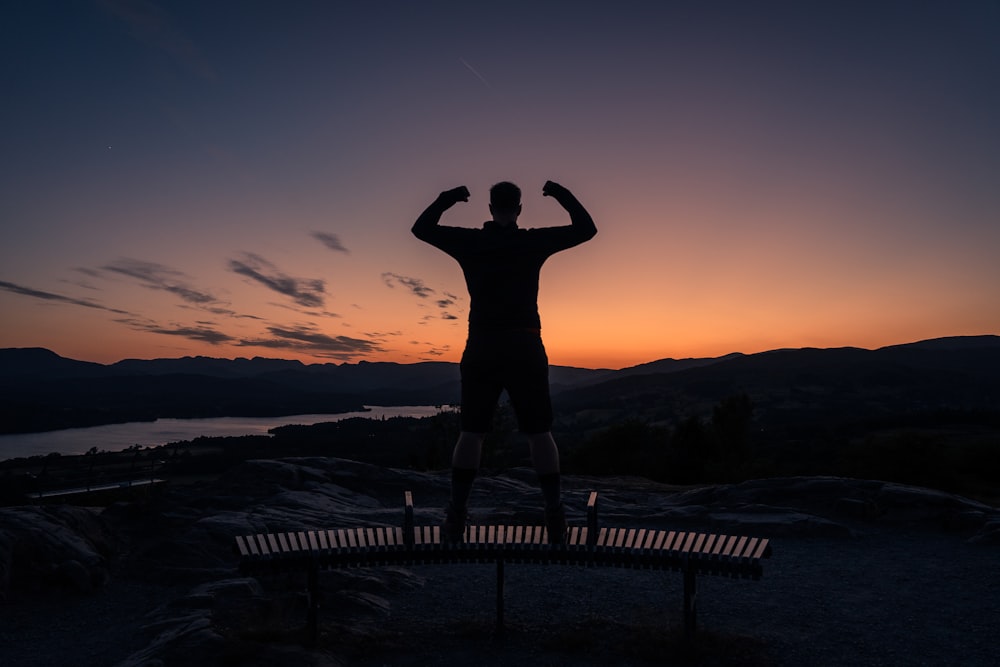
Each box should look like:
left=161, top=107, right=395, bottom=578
left=2, top=1, right=998, bottom=370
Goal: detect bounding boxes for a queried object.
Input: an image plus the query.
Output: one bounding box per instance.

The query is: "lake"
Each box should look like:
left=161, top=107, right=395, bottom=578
left=0, top=406, right=448, bottom=461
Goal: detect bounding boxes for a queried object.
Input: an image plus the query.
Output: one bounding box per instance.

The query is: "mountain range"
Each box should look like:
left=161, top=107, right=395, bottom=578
left=1, top=335, right=999, bottom=435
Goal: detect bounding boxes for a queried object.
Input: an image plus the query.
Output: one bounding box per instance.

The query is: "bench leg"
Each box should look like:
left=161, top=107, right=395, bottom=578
left=307, top=562, right=319, bottom=644
left=496, top=559, right=505, bottom=637
left=683, top=568, right=697, bottom=641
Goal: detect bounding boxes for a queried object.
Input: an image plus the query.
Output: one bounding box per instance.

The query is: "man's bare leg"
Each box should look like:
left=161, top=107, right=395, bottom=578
left=527, top=431, right=566, bottom=543
left=444, top=431, right=484, bottom=541
left=452, top=431, right=484, bottom=469
left=526, top=431, right=560, bottom=475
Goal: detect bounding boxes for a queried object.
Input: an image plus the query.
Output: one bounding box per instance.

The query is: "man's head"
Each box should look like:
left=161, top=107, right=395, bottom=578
left=489, top=181, right=522, bottom=227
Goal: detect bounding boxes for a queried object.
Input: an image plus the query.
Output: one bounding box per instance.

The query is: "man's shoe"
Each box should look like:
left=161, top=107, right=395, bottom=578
left=442, top=502, right=467, bottom=543
left=545, top=503, right=567, bottom=545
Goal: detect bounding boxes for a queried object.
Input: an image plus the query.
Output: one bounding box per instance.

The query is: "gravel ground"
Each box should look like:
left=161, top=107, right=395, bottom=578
left=340, top=528, right=1000, bottom=666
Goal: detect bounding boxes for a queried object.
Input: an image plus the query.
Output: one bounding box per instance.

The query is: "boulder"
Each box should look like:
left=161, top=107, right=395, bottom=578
left=0, top=505, right=116, bottom=596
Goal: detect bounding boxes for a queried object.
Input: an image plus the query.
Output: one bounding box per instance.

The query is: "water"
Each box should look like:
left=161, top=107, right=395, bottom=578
left=0, top=405, right=448, bottom=461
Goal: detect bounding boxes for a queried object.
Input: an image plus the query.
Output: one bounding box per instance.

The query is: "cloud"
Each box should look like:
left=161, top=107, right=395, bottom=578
left=312, top=231, right=350, bottom=254
left=116, top=317, right=235, bottom=344
left=0, top=279, right=131, bottom=314
left=381, top=272, right=435, bottom=298
left=383, top=276, right=463, bottom=323
left=103, top=258, right=218, bottom=305
left=99, top=0, right=216, bottom=80
left=239, top=324, right=381, bottom=360
left=409, top=341, right=452, bottom=358
left=229, top=253, right=326, bottom=309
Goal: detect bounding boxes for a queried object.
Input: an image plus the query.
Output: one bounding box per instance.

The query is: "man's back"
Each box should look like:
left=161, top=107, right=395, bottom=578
left=414, top=220, right=593, bottom=330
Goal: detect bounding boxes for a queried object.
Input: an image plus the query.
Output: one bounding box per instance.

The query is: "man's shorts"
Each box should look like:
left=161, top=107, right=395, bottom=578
left=459, top=329, right=552, bottom=434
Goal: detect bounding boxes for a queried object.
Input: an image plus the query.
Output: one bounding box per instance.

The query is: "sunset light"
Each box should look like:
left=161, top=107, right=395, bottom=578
left=2, top=2, right=997, bottom=369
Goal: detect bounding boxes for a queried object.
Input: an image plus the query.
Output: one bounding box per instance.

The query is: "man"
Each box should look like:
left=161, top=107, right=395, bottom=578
left=412, top=180, right=597, bottom=543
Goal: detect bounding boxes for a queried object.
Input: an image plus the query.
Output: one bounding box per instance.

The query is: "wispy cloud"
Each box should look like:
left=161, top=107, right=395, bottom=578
left=239, top=324, right=381, bottom=360
left=381, top=272, right=435, bottom=298
left=410, top=340, right=452, bottom=358
left=229, top=253, right=326, bottom=309
left=383, top=274, right=463, bottom=321
left=311, top=231, right=350, bottom=254
left=103, top=258, right=218, bottom=305
left=0, top=279, right=131, bottom=314
left=99, top=0, right=216, bottom=80
left=115, top=317, right=235, bottom=344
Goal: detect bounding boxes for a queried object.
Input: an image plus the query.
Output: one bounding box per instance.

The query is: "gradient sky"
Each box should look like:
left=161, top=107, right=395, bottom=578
left=2, top=1, right=998, bottom=370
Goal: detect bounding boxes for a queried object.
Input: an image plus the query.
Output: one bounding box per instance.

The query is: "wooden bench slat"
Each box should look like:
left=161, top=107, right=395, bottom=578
left=653, top=530, right=667, bottom=550
left=624, top=528, right=637, bottom=549
left=660, top=530, right=678, bottom=551
left=237, top=535, right=254, bottom=557
left=720, top=535, right=738, bottom=558
left=733, top=536, right=749, bottom=559
left=633, top=528, right=646, bottom=551
left=711, top=534, right=729, bottom=556
left=610, top=527, right=622, bottom=548
left=643, top=530, right=658, bottom=549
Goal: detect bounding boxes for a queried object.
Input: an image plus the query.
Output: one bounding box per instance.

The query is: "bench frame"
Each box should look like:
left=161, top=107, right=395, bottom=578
left=235, top=491, right=771, bottom=643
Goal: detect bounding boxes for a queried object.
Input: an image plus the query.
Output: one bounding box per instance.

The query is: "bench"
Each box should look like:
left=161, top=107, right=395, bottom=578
left=235, top=490, right=772, bottom=642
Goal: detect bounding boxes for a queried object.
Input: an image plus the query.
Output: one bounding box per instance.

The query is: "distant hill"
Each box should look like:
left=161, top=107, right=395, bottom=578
left=553, top=336, right=1000, bottom=437
left=1, top=335, right=998, bottom=435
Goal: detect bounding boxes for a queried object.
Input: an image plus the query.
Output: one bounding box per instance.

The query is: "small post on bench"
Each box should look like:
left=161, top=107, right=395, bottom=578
left=586, top=491, right=598, bottom=547
left=403, top=490, right=414, bottom=548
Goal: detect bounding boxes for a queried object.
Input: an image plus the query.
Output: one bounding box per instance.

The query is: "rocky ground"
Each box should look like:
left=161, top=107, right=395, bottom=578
left=1, top=458, right=999, bottom=666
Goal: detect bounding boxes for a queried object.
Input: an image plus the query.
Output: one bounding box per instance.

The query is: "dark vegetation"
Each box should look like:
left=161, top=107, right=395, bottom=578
left=1, top=337, right=999, bottom=505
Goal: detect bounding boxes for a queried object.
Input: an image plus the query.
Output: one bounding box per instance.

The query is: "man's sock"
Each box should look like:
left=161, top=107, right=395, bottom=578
left=450, top=467, right=477, bottom=510
left=537, top=472, right=562, bottom=509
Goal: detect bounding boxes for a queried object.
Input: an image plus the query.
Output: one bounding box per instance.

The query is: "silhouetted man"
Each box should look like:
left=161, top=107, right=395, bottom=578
left=412, top=181, right=597, bottom=543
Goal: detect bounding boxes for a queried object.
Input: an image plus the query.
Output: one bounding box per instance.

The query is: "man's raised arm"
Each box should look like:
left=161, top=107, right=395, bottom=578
left=412, top=186, right=470, bottom=241
left=542, top=181, right=597, bottom=241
